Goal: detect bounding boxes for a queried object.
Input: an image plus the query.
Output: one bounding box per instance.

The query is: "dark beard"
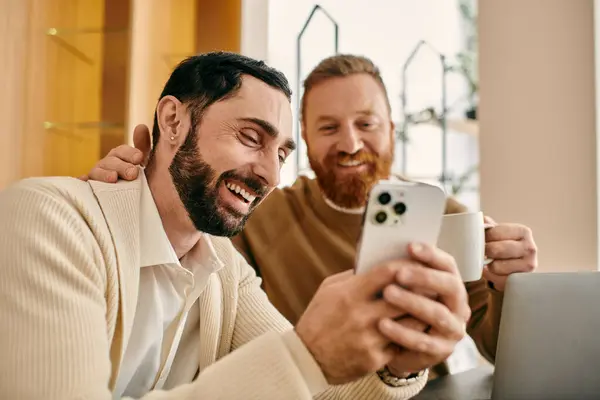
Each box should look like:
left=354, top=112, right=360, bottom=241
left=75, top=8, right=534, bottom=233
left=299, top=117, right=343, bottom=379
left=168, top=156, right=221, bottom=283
left=309, top=149, right=393, bottom=209
left=169, top=131, right=266, bottom=237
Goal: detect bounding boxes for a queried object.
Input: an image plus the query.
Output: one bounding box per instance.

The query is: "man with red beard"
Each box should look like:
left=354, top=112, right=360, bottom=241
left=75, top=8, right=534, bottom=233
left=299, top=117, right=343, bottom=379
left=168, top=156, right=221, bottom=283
left=85, top=54, right=538, bottom=381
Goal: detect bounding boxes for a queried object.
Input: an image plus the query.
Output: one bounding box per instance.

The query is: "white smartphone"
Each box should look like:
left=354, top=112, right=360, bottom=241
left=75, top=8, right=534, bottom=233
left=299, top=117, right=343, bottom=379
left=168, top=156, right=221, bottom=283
left=354, top=179, right=447, bottom=275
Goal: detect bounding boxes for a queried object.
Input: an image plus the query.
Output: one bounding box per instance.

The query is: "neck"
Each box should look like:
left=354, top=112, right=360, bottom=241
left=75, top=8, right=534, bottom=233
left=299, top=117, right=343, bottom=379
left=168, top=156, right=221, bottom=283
left=145, top=170, right=202, bottom=259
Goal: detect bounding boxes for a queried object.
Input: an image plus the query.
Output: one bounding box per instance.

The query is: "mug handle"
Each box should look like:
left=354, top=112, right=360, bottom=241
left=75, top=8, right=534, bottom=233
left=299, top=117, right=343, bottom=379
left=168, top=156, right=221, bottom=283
left=483, top=223, right=494, bottom=265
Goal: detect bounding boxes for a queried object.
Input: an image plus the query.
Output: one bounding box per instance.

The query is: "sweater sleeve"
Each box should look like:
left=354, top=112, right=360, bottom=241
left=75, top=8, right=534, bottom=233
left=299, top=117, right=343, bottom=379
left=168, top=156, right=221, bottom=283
left=230, top=252, right=428, bottom=399
left=0, top=181, right=115, bottom=400
left=465, top=280, right=504, bottom=363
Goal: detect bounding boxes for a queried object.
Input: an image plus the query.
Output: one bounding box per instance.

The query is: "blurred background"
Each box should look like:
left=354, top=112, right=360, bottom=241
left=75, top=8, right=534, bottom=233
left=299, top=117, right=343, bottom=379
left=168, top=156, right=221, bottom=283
left=1, top=0, right=598, bottom=273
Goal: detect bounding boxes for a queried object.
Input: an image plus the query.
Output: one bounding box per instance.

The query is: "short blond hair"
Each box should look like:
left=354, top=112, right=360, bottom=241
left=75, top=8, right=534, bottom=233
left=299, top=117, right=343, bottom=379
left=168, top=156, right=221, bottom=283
left=301, top=54, right=391, bottom=121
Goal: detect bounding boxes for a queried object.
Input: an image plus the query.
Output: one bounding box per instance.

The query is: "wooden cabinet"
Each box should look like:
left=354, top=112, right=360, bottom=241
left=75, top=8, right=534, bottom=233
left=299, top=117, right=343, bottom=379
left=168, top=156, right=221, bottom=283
left=0, top=0, right=241, bottom=188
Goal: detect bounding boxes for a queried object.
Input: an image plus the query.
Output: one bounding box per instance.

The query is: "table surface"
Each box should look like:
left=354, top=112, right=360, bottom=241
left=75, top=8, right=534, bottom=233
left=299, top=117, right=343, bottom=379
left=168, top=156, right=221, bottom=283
left=412, top=365, right=494, bottom=400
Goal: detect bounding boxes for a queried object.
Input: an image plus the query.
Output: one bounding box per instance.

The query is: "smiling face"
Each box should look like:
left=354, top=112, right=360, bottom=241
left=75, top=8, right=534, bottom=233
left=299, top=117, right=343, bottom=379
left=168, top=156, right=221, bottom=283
left=303, top=73, right=394, bottom=209
left=153, top=75, right=294, bottom=237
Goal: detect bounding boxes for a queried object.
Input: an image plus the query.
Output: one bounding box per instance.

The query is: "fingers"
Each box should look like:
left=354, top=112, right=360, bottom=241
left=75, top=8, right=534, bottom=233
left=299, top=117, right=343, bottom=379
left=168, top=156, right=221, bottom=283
left=407, top=243, right=458, bottom=275
left=486, top=223, right=533, bottom=242
left=107, top=144, right=144, bottom=165
left=394, top=316, right=429, bottom=333
left=92, top=156, right=139, bottom=182
left=355, top=263, right=406, bottom=299
left=378, top=319, right=460, bottom=358
left=486, top=258, right=536, bottom=275
left=394, top=265, right=470, bottom=323
left=485, top=240, right=525, bottom=260
left=132, top=124, right=152, bottom=165
left=382, top=285, right=465, bottom=339
left=88, top=168, right=118, bottom=183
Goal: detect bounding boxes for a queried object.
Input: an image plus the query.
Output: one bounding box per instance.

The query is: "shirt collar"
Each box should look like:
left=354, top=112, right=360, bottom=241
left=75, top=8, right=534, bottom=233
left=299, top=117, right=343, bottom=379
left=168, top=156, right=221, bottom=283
left=180, top=234, right=225, bottom=273
left=139, top=171, right=180, bottom=267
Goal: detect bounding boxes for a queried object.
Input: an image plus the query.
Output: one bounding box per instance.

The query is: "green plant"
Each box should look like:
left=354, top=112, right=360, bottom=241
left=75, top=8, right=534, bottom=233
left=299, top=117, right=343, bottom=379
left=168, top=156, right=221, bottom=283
left=449, top=0, right=478, bottom=110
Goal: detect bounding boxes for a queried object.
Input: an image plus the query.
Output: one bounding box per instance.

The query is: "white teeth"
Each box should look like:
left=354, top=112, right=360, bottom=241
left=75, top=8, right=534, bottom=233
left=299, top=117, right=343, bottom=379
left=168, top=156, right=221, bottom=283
left=339, top=160, right=363, bottom=167
left=226, top=182, right=257, bottom=203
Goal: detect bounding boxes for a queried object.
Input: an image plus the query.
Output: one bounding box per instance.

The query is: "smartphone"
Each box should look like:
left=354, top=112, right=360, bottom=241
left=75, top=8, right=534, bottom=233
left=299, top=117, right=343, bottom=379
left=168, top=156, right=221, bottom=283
left=354, top=179, right=447, bottom=275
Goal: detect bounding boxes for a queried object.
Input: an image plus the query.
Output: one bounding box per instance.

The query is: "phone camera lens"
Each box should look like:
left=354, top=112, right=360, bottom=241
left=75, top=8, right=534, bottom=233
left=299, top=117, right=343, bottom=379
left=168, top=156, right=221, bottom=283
left=374, top=211, right=388, bottom=224
left=378, top=192, right=391, bottom=205
left=393, top=202, right=407, bottom=215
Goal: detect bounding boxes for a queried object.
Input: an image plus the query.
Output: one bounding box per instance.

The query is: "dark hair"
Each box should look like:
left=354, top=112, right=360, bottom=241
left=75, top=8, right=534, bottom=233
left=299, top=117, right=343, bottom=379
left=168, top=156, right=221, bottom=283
left=151, top=51, right=292, bottom=148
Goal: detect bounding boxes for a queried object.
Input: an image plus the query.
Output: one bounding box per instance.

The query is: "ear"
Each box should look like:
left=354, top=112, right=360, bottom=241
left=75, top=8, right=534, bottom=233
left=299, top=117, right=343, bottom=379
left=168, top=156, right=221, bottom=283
left=156, top=95, right=192, bottom=148
left=301, top=120, right=307, bottom=142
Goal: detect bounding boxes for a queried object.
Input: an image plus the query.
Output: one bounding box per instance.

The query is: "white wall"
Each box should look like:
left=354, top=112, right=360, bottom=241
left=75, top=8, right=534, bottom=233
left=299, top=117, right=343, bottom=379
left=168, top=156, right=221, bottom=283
left=261, top=0, right=481, bottom=209
left=478, top=0, right=598, bottom=272
left=241, top=0, right=270, bottom=61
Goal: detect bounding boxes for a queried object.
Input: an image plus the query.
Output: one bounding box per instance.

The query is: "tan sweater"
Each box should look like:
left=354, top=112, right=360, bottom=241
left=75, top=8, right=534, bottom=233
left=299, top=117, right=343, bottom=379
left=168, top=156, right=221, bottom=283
left=0, top=175, right=427, bottom=399
left=233, top=176, right=504, bottom=379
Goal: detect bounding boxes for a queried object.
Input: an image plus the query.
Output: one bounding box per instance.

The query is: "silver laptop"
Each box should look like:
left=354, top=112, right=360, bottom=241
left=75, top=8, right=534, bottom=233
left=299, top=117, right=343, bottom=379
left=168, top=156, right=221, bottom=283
left=492, top=271, right=600, bottom=400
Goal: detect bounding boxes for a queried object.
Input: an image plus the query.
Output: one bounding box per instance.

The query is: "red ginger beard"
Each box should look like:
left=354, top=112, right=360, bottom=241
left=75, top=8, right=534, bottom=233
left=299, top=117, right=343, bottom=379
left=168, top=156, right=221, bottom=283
left=308, top=148, right=394, bottom=209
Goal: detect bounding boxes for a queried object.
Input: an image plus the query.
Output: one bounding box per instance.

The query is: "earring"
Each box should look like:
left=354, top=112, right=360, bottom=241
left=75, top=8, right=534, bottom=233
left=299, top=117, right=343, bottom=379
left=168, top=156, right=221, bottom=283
left=170, top=136, right=175, bottom=141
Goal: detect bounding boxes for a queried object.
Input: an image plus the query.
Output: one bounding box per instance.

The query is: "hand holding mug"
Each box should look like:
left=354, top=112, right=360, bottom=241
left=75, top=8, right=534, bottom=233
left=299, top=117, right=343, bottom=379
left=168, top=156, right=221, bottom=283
left=483, top=216, right=537, bottom=291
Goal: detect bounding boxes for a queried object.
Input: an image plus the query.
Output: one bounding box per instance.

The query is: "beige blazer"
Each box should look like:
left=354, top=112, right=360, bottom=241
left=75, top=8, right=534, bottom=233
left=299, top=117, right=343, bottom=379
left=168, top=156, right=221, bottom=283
left=0, top=176, right=427, bottom=400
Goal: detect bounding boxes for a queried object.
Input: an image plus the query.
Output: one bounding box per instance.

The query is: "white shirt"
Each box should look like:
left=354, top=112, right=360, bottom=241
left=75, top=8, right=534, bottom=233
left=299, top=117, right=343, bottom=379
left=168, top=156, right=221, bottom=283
left=113, top=173, right=224, bottom=398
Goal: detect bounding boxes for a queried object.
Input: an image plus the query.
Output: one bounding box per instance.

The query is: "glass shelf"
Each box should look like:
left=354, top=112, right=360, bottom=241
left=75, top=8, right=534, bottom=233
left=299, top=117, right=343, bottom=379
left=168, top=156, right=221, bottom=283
left=45, top=27, right=128, bottom=64
left=46, top=27, right=128, bottom=36
left=44, top=121, right=124, bottom=139
left=44, top=121, right=124, bottom=130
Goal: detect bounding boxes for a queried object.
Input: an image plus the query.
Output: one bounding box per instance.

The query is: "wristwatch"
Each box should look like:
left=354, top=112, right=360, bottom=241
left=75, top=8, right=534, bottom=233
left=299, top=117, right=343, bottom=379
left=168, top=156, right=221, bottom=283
left=377, top=366, right=426, bottom=387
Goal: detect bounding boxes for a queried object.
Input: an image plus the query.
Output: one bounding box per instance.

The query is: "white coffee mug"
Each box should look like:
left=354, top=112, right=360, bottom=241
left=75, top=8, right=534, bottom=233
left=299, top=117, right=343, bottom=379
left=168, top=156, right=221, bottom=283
left=437, top=211, right=493, bottom=282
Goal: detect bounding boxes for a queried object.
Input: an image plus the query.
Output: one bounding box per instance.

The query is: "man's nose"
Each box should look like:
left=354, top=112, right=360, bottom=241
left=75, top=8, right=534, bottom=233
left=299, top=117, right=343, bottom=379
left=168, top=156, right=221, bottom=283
left=336, top=125, right=364, bottom=155
left=252, top=150, right=280, bottom=189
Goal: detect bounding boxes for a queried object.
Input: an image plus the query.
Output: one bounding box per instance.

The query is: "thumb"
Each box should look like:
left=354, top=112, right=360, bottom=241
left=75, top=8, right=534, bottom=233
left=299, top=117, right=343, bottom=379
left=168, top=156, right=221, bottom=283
left=133, top=124, right=152, bottom=166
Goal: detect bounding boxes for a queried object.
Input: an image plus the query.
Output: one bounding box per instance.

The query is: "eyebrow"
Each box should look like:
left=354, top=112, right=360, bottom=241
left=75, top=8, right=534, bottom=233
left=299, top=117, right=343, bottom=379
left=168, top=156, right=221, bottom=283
left=238, top=117, right=297, bottom=151
left=315, top=110, right=376, bottom=123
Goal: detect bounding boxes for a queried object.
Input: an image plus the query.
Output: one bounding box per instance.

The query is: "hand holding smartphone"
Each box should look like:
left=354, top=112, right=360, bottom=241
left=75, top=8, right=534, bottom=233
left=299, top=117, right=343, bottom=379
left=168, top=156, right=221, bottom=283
left=355, top=180, right=447, bottom=275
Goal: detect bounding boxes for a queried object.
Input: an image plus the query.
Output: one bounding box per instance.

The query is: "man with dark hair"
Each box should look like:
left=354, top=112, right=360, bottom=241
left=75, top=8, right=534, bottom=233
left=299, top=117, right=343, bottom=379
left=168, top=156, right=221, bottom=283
left=93, top=53, right=538, bottom=382
left=0, top=52, right=470, bottom=399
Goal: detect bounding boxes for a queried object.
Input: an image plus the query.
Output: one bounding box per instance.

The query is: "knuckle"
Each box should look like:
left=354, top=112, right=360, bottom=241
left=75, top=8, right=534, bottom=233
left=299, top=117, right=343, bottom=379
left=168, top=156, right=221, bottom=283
left=463, top=306, right=472, bottom=322
left=417, top=268, right=433, bottom=287
left=524, top=241, right=537, bottom=256
left=338, top=290, right=351, bottom=306
left=433, top=307, right=450, bottom=325
left=443, top=250, right=457, bottom=268
left=98, top=156, right=117, bottom=168
left=117, top=144, right=131, bottom=153
left=454, top=278, right=468, bottom=298
left=524, top=259, right=537, bottom=272
left=381, top=263, right=398, bottom=277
